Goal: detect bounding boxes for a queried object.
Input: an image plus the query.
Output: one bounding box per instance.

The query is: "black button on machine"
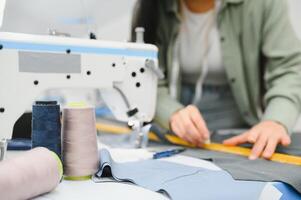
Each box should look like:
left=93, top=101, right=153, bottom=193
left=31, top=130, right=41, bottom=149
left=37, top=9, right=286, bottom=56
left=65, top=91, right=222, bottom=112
left=127, top=108, right=139, bottom=117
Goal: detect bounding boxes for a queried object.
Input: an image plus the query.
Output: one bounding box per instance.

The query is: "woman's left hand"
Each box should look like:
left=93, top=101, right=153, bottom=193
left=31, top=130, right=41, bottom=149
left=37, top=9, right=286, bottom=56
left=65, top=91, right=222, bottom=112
left=223, top=121, right=291, bottom=160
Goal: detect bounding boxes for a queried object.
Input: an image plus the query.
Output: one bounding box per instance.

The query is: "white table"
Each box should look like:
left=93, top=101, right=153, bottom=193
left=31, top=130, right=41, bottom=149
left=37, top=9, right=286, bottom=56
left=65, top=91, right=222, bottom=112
left=6, top=141, right=284, bottom=200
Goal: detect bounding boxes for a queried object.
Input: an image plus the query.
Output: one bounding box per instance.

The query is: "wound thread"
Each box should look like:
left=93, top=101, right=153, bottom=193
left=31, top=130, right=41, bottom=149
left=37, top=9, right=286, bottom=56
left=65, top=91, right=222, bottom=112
left=62, top=107, right=99, bottom=179
left=0, top=147, right=62, bottom=200
left=32, top=101, right=61, bottom=158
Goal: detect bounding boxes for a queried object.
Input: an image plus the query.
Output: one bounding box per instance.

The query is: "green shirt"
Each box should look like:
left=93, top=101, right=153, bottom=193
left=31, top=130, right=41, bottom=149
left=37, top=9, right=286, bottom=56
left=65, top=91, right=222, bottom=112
left=132, top=0, right=301, bottom=133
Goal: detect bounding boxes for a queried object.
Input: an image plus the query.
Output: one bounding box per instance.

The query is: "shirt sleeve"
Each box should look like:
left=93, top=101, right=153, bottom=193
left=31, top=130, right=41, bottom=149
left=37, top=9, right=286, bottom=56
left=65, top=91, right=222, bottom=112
left=261, top=0, right=301, bottom=134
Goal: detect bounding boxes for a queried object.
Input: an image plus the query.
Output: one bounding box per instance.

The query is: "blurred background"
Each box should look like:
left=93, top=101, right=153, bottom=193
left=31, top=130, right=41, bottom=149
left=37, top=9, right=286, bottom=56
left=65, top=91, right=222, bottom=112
left=0, top=0, right=136, bottom=40
left=0, top=0, right=300, bottom=131
left=0, top=0, right=300, bottom=40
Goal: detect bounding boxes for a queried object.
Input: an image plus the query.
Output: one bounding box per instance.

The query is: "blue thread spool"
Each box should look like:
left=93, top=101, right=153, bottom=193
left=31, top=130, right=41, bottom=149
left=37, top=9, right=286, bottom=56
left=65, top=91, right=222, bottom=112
left=32, top=101, right=61, bottom=158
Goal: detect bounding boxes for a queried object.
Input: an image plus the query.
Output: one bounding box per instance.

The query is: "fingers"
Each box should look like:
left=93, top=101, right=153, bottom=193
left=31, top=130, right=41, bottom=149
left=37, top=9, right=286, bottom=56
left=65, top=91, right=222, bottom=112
left=179, top=112, right=203, bottom=145
left=170, top=110, right=195, bottom=145
left=169, top=105, right=209, bottom=146
left=223, top=132, right=248, bottom=146
left=170, top=108, right=291, bottom=161
left=249, top=133, right=268, bottom=160
left=247, top=130, right=260, bottom=143
left=171, top=115, right=197, bottom=145
left=224, top=131, right=272, bottom=160
left=262, top=138, right=278, bottom=159
left=187, top=106, right=210, bottom=140
left=280, top=135, right=291, bottom=146
left=224, top=121, right=291, bottom=160
left=170, top=118, right=185, bottom=140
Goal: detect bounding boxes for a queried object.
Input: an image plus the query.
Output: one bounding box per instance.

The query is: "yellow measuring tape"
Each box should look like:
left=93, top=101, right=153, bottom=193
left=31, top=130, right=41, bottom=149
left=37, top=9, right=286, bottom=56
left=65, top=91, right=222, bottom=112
left=96, top=123, right=301, bottom=166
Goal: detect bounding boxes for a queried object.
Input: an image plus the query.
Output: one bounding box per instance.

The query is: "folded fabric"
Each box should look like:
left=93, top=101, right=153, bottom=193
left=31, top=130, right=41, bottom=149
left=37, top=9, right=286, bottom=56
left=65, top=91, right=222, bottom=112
left=93, top=149, right=269, bottom=200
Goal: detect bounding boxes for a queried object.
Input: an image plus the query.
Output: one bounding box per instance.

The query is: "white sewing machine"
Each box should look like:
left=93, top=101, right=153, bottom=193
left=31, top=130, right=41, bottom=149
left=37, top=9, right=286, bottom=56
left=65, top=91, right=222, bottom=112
left=0, top=30, right=161, bottom=158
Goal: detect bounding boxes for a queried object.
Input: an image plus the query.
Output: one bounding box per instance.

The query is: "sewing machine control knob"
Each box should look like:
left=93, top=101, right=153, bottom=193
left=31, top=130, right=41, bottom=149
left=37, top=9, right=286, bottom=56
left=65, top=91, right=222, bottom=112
left=127, top=108, right=139, bottom=117
left=145, top=59, right=165, bottom=80
left=135, top=27, right=145, bottom=43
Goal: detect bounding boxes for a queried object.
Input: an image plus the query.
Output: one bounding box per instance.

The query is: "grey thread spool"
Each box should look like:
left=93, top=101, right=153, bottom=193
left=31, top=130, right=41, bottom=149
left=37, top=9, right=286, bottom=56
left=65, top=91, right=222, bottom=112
left=62, top=107, right=99, bottom=180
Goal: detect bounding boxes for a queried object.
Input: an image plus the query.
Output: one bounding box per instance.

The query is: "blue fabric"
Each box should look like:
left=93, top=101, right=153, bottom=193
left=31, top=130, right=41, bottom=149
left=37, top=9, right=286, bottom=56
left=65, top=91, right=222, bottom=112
left=94, top=149, right=266, bottom=200
left=273, top=182, right=301, bottom=200
left=32, top=101, right=61, bottom=158
left=95, top=107, right=113, bottom=118
left=161, top=170, right=265, bottom=200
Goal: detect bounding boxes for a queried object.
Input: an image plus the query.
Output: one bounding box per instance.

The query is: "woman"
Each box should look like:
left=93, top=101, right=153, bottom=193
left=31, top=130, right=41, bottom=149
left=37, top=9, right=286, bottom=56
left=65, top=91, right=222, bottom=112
left=131, top=0, right=301, bottom=160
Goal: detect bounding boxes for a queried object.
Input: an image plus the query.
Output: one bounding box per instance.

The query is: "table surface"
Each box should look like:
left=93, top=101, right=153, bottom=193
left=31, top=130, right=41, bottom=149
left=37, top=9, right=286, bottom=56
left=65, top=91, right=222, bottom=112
left=4, top=134, right=293, bottom=200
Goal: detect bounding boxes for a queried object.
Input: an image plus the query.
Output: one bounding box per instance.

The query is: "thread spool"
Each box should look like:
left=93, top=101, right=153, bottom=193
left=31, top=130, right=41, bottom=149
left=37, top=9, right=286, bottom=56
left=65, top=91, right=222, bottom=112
left=32, top=101, right=61, bottom=158
left=0, top=147, right=63, bottom=200
left=62, top=106, right=99, bottom=180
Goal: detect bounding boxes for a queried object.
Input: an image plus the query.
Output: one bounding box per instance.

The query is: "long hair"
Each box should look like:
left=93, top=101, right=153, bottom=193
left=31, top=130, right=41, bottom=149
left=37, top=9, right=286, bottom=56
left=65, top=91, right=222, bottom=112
left=130, top=0, right=159, bottom=44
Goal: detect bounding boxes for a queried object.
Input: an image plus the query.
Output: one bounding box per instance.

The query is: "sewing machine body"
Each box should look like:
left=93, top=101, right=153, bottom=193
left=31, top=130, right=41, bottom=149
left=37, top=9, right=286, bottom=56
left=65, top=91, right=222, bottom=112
left=0, top=32, right=159, bottom=141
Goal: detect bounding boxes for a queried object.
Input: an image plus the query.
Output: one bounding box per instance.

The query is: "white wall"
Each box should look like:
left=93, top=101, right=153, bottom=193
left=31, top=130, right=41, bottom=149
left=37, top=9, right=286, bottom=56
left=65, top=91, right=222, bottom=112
left=288, top=0, right=301, bottom=39
left=288, top=0, right=301, bottom=132
left=0, top=0, right=136, bottom=41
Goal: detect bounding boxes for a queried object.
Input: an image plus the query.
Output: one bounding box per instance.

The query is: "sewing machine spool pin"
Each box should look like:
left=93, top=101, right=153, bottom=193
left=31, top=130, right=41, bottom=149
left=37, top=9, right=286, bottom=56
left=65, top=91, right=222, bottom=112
left=0, top=139, right=7, bottom=161
left=135, top=27, right=145, bottom=43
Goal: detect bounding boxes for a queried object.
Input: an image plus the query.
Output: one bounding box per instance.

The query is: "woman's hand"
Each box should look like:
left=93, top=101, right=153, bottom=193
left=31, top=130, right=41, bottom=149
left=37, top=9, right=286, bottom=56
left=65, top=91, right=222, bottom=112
left=223, top=121, right=291, bottom=160
left=169, top=105, right=210, bottom=146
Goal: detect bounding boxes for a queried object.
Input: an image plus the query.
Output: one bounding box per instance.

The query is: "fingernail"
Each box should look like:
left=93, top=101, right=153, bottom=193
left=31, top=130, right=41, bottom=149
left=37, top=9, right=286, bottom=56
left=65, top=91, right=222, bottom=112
left=263, top=153, right=271, bottom=159
left=204, top=138, right=211, bottom=144
left=248, top=138, right=255, bottom=143
left=249, top=155, right=257, bottom=160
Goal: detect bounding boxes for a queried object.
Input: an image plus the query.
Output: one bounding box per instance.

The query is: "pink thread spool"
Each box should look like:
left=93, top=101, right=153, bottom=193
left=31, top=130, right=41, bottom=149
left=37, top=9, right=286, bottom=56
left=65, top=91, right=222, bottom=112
left=0, top=147, right=63, bottom=200
left=62, top=107, right=99, bottom=180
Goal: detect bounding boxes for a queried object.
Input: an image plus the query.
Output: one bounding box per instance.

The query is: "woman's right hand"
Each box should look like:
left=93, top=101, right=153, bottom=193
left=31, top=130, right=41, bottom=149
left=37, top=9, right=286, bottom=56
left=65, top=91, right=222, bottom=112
left=169, top=105, right=210, bottom=146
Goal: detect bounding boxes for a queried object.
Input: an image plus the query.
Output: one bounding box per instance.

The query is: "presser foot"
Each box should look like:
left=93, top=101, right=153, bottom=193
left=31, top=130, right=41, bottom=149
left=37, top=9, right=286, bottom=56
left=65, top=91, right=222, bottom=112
left=128, top=120, right=150, bottom=148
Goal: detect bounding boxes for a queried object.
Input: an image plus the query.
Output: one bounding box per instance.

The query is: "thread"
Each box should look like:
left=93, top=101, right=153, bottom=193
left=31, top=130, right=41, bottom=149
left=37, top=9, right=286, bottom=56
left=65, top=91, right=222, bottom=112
left=32, top=101, right=61, bottom=158
left=0, top=147, right=62, bottom=200
left=62, top=106, right=99, bottom=180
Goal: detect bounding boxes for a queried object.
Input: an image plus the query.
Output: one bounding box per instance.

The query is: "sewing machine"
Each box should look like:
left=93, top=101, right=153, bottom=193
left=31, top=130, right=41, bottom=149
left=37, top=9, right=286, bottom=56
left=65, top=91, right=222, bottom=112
left=0, top=31, right=162, bottom=159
